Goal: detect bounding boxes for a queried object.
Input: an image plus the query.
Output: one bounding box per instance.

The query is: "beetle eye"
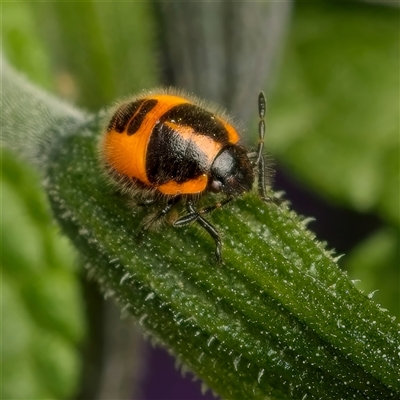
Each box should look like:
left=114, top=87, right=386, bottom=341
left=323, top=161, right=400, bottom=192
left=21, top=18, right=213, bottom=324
left=210, top=180, right=223, bottom=193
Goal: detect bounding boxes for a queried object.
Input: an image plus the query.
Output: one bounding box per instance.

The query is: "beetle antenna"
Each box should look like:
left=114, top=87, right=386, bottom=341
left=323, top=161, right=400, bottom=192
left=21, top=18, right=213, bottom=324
left=256, top=92, right=267, bottom=199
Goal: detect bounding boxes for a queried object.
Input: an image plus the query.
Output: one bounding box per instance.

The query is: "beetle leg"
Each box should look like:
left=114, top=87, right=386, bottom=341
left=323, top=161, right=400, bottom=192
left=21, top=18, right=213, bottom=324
left=174, top=196, right=232, bottom=226
left=137, top=196, right=181, bottom=244
left=197, top=196, right=233, bottom=216
left=174, top=199, right=223, bottom=263
left=137, top=197, right=158, bottom=206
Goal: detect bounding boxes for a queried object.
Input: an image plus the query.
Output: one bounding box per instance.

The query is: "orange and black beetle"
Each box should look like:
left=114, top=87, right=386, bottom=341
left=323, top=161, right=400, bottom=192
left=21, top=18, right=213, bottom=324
left=100, top=90, right=268, bottom=262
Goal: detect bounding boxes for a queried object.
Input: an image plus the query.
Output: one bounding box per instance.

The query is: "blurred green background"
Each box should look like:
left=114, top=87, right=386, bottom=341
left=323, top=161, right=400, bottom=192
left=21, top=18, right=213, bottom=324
left=2, top=1, right=398, bottom=399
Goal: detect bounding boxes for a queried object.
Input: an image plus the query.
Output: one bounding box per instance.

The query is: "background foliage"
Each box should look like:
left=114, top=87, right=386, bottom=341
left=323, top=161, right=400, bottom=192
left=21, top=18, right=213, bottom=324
left=2, top=1, right=398, bottom=399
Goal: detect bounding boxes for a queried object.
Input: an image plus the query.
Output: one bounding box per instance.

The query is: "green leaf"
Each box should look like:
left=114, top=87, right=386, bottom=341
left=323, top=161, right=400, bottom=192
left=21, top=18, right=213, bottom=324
left=45, top=122, right=400, bottom=398
left=1, top=150, right=86, bottom=399
left=1, top=1, right=54, bottom=90
left=2, top=60, right=399, bottom=399
left=28, top=1, right=159, bottom=109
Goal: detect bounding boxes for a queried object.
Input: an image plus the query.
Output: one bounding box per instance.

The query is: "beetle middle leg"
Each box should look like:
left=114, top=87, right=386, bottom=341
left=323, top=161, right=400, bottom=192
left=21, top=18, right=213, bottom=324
left=136, top=195, right=181, bottom=242
left=174, top=197, right=232, bottom=263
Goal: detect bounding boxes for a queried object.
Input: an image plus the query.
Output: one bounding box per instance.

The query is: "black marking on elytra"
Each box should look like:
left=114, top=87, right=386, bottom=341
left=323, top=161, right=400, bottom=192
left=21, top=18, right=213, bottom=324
left=159, top=104, right=231, bottom=144
left=108, top=99, right=146, bottom=133
left=146, top=122, right=207, bottom=185
left=127, top=99, right=158, bottom=136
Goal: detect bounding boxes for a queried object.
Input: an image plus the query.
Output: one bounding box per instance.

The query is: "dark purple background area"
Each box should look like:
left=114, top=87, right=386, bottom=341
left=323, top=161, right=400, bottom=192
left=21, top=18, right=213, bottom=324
left=142, top=344, right=217, bottom=400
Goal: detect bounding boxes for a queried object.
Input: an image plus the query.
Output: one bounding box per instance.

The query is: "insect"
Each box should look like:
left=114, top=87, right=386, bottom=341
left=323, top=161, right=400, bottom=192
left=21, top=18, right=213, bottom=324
left=100, top=89, right=268, bottom=262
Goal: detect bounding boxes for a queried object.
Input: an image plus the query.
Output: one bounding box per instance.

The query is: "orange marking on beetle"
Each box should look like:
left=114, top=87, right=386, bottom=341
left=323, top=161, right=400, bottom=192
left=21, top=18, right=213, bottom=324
left=103, top=127, right=149, bottom=185
left=216, top=117, right=240, bottom=144
left=103, top=95, right=191, bottom=185
left=137, top=94, right=190, bottom=126
left=158, top=174, right=208, bottom=195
